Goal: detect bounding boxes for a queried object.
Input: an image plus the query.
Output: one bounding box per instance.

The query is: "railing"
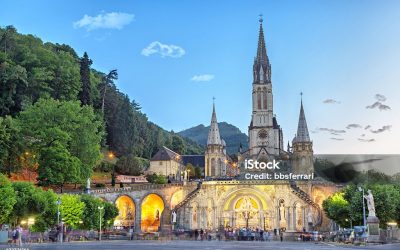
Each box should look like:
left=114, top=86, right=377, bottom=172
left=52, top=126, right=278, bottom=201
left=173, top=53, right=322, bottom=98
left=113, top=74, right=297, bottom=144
left=289, top=180, right=323, bottom=227
left=172, top=182, right=202, bottom=212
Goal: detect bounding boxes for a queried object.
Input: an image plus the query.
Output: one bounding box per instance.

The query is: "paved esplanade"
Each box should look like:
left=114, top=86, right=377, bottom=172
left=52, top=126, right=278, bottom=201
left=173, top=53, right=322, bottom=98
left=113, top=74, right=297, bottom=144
left=3, top=241, right=399, bottom=250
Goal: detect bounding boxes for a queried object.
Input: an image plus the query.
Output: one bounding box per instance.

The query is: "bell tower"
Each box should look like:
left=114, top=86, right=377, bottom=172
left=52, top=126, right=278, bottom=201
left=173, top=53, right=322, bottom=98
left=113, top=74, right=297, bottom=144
left=248, top=16, right=283, bottom=160
left=291, top=94, right=314, bottom=175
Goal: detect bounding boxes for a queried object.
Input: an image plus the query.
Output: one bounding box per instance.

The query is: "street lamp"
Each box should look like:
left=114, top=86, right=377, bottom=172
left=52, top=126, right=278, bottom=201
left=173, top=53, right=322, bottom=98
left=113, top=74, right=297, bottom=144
left=357, top=187, right=366, bottom=227
left=98, top=206, right=104, bottom=241
left=56, top=197, right=61, bottom=225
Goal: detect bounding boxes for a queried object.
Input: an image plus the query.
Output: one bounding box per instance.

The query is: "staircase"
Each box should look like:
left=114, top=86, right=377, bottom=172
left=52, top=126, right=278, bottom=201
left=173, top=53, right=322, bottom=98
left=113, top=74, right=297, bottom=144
left=172, top=181, right=202, bottom=212
left=289, top=180, right=322, bottom=227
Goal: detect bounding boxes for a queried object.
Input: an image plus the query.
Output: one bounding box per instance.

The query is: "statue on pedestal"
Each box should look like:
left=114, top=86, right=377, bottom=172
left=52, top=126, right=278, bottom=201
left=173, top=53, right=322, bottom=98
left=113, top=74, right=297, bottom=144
left=364, top=189, right=376, bottom=217
left=86, top=178, right=91, bottom=193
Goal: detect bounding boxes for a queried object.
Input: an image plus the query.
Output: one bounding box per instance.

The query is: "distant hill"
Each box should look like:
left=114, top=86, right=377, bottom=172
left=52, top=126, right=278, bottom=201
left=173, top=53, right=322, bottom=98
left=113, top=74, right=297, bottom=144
left=178, top=122, right=248, bottom=155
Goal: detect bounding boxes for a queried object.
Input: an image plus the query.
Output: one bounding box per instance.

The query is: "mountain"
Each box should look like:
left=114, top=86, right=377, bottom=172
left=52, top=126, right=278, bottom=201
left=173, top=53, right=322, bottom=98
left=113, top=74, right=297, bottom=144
left=178, top=122, right=248, bottom=155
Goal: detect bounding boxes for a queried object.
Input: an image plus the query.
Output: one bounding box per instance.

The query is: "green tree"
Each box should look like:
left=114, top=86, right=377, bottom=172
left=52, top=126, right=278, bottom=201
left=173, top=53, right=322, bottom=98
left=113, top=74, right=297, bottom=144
left=0, top=174, right=16, bottom=223
left=60, top=194, right=85, bottom=229
left=100, top=69, right=118, bottom=113
left=103, top=201, right=118, bottom=228
left=0, top=62, right=28, bottom=116
left=171, top=135, right=185, bottom=154
left=10, top=182, right=57, bottom=231
left=78, top=52, right=92, bottom=105
left=194, top=166, right=202, bottom=178
left=146, top=173, right=167, bottom=184
left=37, top=142, right=81, bottom=192
left=0, top=116, right=24, bottom=176
left=31, top=189, right=57, bottom=232
left=17, top=98, right=103, bottom=189
left=80, top=194, right=103, bottom=230
left=115, top=154, right=143, bottom=176
left=322, top=192, right=350, bottom=227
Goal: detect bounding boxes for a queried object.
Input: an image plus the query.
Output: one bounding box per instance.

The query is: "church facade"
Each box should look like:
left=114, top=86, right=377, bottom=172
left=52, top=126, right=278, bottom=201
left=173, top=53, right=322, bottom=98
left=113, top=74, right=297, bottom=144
left=96, top=18, right=338, bottom=235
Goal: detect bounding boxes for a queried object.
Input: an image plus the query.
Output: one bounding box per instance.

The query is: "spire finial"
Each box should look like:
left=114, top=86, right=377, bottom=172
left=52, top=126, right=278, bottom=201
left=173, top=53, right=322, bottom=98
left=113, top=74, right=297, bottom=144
left=212, top=96, right=216, bottom=104
left=259, top=14, right=263, bottom=23
left=300, top=92, right=303, bottom=105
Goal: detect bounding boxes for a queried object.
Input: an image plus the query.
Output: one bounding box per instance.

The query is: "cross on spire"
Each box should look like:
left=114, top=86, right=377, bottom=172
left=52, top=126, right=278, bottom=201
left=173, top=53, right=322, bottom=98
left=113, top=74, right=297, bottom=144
left=259, top=14, right=263, bottom=23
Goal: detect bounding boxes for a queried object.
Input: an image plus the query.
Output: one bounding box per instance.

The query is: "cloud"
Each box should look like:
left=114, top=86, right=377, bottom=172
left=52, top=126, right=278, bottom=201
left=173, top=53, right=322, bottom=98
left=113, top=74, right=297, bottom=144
left=360, top=134, right=365, bottom=137
left=366, top=101, right=391, bottom=111
left=323, top=99, right=340, bottom=104
left=190, top=74, right=215, bottom=82
left=141, top=41, right=185, bottom=58
left=346, top=124, right=362, bottom=129
left=358, top=138, right=375, bottom=142
left=316, top=128, right=346, bottom=134
left=73, top=12, right=134, bottom=31
left=370, top=125, right=392, bottom=134
left=330, top=138, right=344, bottom=141
left=375, top=94, right=387, bottom=102
left=364, top=125, right=371, bottom=130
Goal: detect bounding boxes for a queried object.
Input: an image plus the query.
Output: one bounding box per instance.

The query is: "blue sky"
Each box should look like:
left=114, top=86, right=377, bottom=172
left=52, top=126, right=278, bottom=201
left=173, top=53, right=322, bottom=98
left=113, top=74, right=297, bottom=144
left=1, top=0, right=399, bottom=154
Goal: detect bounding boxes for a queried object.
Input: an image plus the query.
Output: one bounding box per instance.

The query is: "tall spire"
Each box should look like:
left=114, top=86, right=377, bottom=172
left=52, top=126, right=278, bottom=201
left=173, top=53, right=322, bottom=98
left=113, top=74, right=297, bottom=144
left=253, top=15, right=271, bottom=84
left=256, top=15, right=268, bottom=63
left=294, top=93, right=310, bottom=142
left=207, top=100, right=222, bottom=145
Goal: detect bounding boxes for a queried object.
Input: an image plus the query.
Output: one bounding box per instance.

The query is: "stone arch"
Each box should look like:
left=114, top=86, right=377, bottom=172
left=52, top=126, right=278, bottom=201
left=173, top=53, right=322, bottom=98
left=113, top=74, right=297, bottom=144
left=114, top=195, right=135, bottom=229
left=170, top=190, right=183, bottom=209
left=141, top=193, right=165, bottom=232
left=218, top=187, right=273, bottom=211
left=217, top=187, right=273, bottom=230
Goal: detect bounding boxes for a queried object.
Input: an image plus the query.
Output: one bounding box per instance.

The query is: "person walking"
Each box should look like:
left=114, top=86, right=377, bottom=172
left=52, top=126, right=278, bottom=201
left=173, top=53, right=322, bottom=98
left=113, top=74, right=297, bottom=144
left=279, top=229, right=283, bottom=242
left=11, top=227, right=19, bottom=246
left=200, top=228, right=204, bottom=241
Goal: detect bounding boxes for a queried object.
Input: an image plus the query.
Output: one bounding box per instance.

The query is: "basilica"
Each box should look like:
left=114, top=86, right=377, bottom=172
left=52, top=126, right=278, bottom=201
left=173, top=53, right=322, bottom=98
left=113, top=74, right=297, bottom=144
left=95, top=18, right=338, bottom=235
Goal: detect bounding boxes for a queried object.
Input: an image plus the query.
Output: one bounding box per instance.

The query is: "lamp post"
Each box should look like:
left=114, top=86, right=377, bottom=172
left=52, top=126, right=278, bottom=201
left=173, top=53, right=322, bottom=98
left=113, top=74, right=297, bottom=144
left=55, top=197, right=62, bottom=243
left=98, top=206, right=104, bottom=241
left=357, top=187, right=366, bottom=227
left=56, top=197, right=61, bottom=225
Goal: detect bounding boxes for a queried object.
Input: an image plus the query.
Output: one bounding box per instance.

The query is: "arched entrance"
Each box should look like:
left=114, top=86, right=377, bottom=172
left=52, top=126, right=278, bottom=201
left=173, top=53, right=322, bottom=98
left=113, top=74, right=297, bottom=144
left=114, top=195, right=135, bottom=229
left=220, top=188, right=273, bottom=230
left=141, top=194, right=164, bottom=232
left=234, top=196, right=259, bottom=228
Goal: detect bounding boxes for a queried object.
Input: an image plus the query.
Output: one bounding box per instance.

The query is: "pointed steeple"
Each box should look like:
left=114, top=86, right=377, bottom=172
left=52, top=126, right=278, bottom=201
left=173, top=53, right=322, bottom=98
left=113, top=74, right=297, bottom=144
left=253, top=15, right=271, bottom=84
left=256, top=16, right=268, bottom=63
left=207, top=100, right=222, bottom=145
left=294, top=93, right=310, bottom=143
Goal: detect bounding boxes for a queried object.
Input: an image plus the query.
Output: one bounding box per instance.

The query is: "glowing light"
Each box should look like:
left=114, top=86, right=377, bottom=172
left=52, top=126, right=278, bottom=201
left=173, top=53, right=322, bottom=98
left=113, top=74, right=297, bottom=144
left=141, top=194, right=164, bottom=232
left=114, top=195, right=135, bottom=227
left=108, top=152, right=115, bottom=159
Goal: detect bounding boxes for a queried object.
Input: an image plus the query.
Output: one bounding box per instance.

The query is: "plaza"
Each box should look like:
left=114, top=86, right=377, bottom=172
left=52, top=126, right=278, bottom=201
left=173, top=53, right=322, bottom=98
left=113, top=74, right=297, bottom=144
left=2, top=240, right=399, bottom=250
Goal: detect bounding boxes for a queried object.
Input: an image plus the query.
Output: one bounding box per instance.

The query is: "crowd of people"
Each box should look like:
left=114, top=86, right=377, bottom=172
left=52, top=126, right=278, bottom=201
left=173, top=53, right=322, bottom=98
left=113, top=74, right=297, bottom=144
left=178, top=227, right=283, bottom=241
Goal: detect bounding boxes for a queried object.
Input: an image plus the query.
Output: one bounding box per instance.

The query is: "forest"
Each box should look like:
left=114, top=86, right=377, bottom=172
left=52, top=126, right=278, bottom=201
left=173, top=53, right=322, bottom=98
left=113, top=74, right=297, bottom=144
left=0, top=25, right=203, bottom=188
